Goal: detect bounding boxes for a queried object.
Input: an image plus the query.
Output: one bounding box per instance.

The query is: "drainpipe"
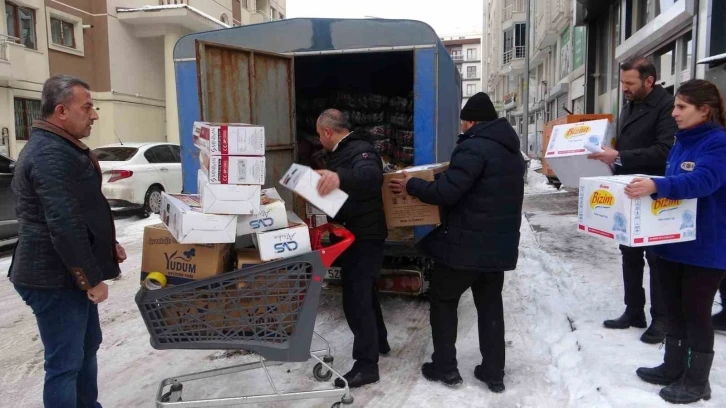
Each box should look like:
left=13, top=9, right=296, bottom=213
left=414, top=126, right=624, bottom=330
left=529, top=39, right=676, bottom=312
left=523, top=0, right=531, bottom=155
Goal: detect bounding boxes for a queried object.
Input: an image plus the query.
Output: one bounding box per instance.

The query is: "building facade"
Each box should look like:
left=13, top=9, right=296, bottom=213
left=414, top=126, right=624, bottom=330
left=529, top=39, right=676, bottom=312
left=0, top=0, right=286, bottom=159
left=442, top=34, right=483, bottom=106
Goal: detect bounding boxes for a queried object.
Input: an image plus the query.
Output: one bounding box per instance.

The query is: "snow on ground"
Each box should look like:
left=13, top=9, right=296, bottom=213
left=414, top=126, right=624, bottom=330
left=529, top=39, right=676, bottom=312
left=526, top=160, right=560, bottom=194
left=1, top=190, right=725, bottom=408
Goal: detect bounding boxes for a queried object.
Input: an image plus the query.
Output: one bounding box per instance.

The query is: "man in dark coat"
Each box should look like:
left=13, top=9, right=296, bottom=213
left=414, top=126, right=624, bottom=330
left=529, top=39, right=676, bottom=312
left=389, top=93, right=525, bottom=392
left=8, top=75, right=125, bottom=407
left=315, top=108, right=390, bottom=389
left=588, top=55, right=676, bottom=344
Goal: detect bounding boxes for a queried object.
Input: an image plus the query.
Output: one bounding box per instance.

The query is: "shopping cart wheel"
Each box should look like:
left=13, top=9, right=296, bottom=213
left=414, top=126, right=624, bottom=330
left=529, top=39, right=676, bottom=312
left=160, top=383, right=183, bottom=402
left=323, top=355, right=334, bottom=364
left=313, top=362, right=333, bottom=381
left=342, top=394, right=354, bottom=404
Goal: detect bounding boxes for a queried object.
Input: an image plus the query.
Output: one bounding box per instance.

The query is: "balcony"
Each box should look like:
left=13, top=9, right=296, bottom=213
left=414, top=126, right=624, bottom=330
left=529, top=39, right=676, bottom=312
left=116, top=3, right=229, bottom=37
left=452, top=54, right=464, bottom=62
left=551, top=0, right=572, bottom=32
left=534, top=3, right=559, bottom=51
left=0, top=34, right=28, bottom=81
left=502, top=0, right=526, bottom=30
left=502, top=46, right=526, bottom=74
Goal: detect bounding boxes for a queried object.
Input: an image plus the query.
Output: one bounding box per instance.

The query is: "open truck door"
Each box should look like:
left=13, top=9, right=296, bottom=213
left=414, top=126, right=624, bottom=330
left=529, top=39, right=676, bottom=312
left=195, top=40, right=296, bottom=206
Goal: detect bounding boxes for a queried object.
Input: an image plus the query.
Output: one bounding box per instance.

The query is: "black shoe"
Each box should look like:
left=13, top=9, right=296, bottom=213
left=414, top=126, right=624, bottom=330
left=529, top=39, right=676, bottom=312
left=334, top=364, right=380, bottom=389
left=640, top=320, right=667, bottom=344
left=659, top=350, right=714, bottom=404
left=603, top=309, right=647, bottom=329
left=474, top=365, right=505, bottom=393
left=636, top=337, right=687, bottom=385
left=712, top=310, right=726, bottom=332
left=421, top=362, right=463, bottom=388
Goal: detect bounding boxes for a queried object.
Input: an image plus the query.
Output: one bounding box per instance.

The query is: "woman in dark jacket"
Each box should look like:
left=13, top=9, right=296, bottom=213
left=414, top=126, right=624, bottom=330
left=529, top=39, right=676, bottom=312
left=626, top=79, right=726, bottom=404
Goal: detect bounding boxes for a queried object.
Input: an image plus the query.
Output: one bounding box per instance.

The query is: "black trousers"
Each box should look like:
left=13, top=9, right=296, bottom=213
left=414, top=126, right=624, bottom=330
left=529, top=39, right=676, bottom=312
left=620, top=245, right=666, bottom=320
left=339, top=240, right=389, bottom=367
left=659, top=257, right=726, bottom=353
left=429, top=263, right=505, bottom=380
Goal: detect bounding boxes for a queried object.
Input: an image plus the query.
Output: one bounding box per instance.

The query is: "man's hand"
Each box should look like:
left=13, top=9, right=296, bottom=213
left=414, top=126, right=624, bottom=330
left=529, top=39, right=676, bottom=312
left=87, top=282, right=109, bottom=304
left=588, top=146, right=619, bottom=165
left=625, top=178, right=657, bottom=199
left=316, top=170, right=340, bottom=197
left=115, top=244, right=127, bottom=264
left=389, top=171, right=413, bottom=195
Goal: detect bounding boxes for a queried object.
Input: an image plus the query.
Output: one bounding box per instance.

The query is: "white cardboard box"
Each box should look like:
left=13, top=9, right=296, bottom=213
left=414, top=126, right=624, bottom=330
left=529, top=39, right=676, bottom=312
left=545, top=119, right=615, bottom=188
left=236, top=195, right=289, bottom=236
left=253, top=211, right=312, bottom=261
left=197, top=170, right=260, bottom=215
left=193, top=121, right=265, bottom=156
left=577, top=176, right=697, bottom=247
left=160, top=193, right=237, bottom=244
left=279, top=164, right=348, bottom=218
left=262, top=187, right=283, bottom=201
left=199, top=149, right=266, bottom=185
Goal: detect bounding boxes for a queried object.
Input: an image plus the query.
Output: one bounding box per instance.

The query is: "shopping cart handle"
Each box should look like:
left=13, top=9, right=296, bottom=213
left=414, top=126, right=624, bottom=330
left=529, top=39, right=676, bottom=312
left=309, top=223, right=355, bottom=268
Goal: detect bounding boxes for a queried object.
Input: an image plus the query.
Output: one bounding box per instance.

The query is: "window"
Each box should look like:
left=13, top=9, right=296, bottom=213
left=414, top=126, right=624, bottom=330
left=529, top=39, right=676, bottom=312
left=93, top=147, right=139, bottom=162
left=241, top=0, right=249, bottom=9
left=271, top=7, right=277, bottom=19
left=169, top=145, right=181, bottom=162
left=50, top=17, right=75, bottom=48
left=144, top=146, right=178, bottom=164
left=220, top=14, right=228, bottom=24
left=466, top=84, right=476, bottom=96
left=467, top=48, right=477, bottom=60
left=13, top=98, right=42, bottom=141
left=467, top=66, right=477, bottom=78
left=5, top=2, right=37, bottom=50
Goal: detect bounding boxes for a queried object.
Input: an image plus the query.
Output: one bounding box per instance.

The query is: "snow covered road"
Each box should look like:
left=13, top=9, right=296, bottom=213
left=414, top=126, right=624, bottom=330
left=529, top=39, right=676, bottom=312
left=1, top=184, right=724, bottom=407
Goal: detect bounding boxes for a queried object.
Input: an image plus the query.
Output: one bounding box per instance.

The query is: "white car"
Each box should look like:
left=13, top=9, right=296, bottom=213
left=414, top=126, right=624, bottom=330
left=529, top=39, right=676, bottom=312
left=94, top=143, right=183, bottom=217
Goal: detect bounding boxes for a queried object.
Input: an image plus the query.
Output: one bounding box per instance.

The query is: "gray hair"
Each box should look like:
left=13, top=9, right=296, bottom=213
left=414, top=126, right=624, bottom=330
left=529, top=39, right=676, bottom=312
left=41, top=75, right=90, bottom=118
left=317, top=108, right=351, bottom=132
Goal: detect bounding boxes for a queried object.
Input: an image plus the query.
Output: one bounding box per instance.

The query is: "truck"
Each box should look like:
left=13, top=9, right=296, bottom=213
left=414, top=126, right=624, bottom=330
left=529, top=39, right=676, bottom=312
left=174, top=18, right=462, bottom=295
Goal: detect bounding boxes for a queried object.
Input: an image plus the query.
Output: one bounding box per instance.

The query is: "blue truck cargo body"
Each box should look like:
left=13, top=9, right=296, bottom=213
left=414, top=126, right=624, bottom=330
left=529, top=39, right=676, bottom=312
left=174, top=18, right=461, bottom=244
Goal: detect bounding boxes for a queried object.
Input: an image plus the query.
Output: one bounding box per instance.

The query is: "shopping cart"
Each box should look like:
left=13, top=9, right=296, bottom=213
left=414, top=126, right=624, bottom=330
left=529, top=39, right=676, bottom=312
left=135, top=223, right=355, bottom=408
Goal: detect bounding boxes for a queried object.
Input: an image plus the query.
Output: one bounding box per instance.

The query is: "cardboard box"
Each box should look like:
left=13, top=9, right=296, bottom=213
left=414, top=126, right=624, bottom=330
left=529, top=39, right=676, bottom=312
left=306, top=201, right=326, bottom=216
left=197, top=170, right=261, bottom=215
left=194, top=121, right=265, bottom=156
left=199, top=149, right=266, bottom=185
left=382, top=163, right=449, bottom=227
left=262, top=187, right=282, bottom=201
left=544, top=119, right=616, bottom=188
left=253, top=211, right=312, bottom=261
left=577, top=176, right=697, bottom=247
left=140, top=224, right=232, bottom=286
left=160, top=193, right=238, bottom=244
left=235, top=248, right=264, bottom=269
left=236, top=195, right=288, bottom=236
left=279, top=164, right=348, bottom=218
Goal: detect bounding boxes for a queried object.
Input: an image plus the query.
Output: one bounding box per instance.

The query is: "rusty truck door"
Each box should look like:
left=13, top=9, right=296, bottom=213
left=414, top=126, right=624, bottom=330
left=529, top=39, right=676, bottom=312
left=195, top=40, right=296, bottom=204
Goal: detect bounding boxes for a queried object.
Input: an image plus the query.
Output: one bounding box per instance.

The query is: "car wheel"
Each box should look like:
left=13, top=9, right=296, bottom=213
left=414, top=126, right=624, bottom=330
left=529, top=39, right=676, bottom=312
left=142, top=186, right=163, bottom=218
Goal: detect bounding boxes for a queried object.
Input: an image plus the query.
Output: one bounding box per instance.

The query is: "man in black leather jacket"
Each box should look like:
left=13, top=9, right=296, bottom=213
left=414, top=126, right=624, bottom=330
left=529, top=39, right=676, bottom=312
left=390, top=93, right=525, bottom=393
left=8, top=75, right=125, bottom=408
left=315, top=109, right=389, bottom=389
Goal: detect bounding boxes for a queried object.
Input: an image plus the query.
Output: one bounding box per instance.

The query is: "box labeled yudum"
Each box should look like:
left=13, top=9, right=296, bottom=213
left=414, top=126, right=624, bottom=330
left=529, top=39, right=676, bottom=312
left=253, top=211, right=312, bottom=262
left=160, top=193, right=237, bottom=244
left=236, top=193, right=288, bottom=236
left=577, top=176, right=697, bottom=247
left=382, top=163, right=449, bottom=228
left=545, top=119, right=615, bottom=188
left=199, top=149, right=266, bottom=185
left=197, top=170, right=260, bottom=215
left=279, top=164, right=348, bottom=218
left=193, top=121, right=265, bottom=156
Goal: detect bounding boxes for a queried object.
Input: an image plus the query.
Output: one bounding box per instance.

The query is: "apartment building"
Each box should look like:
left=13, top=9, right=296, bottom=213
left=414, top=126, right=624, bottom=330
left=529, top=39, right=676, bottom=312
left=442, top=34, right=483, bottom=106
left=0, top=0, right=286, bottom=159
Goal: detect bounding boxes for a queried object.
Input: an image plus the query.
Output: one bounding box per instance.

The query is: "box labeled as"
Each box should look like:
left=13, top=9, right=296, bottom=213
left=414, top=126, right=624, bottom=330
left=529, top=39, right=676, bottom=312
left=194, top=121, right=265, bottom=156
left=140, top=224, right=232, bottom=286
left=545, top=119, right=615, bottom=188
left=577, top=176, right=697, bottom=247
left=236, top=196, right=288, bottom=236
left=279, top=164, right=348, bottom=218
left=235, top=248, right=264, bottom=269
left=199, top=149, right=266, bottom=185
left=160, top=193, right=238, bottom=244
left=253, top=212, right=312, bottom=261
left=382, top=163, right=449, bottom=227
left=197, top=170, right=260, bottom=215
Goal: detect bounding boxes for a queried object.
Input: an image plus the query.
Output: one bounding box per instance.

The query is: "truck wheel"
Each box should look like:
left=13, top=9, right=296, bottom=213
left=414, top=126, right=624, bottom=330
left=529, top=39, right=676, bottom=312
left=142, top=186, right=163, bottom=218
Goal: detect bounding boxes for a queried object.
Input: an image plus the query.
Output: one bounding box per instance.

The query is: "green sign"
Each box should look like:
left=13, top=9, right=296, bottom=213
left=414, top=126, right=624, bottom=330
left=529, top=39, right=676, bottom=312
left=573, top=27, right=586, bottom=70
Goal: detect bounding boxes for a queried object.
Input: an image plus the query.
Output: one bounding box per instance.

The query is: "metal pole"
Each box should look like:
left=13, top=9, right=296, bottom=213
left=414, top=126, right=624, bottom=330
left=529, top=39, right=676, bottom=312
left=522, top=0, right=531, bottom=155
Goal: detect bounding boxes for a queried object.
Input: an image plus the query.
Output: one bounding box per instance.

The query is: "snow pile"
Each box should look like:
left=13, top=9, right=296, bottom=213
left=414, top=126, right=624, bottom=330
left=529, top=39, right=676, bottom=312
left=526, top=159, right=559, bottom=193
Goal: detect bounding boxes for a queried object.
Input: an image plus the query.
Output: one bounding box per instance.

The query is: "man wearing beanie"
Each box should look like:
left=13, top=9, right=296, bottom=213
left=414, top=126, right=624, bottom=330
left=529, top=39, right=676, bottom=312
left=389, top=92, right=525, bottom=392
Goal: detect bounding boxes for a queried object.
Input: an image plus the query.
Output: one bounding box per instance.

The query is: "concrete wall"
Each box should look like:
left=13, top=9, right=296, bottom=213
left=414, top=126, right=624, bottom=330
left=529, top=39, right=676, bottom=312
left=106, top=18, right=165, bottom=100
left=87, top=92, right=165, bottom=149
